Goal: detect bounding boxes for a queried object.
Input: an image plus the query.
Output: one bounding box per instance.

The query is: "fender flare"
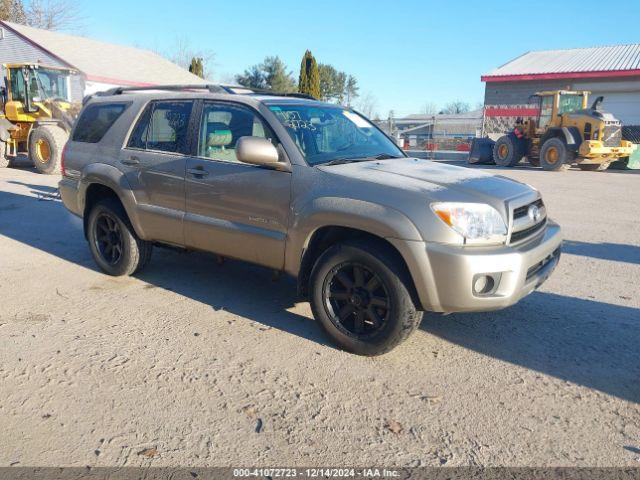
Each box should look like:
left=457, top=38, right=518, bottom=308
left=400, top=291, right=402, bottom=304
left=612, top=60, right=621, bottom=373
left=78, top=163, right=147, bottom=239
left=541, top=127, right=582, bottom=151
left=284, top=197, right=423, bottom=276
left=561, top=126, right=582, bottom=150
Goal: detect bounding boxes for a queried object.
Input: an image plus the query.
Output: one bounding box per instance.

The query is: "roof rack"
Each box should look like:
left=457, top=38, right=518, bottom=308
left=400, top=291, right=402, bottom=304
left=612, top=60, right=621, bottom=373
left=219, top=85, right=316, bottom=100
left=93, top=84, right=317, bottom=100
left=96, top=84, right=225, bottom=96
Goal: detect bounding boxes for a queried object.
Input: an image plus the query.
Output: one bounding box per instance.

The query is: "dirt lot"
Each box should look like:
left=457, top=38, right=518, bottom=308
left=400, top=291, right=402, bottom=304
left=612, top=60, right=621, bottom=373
left=0, top=162, right=639, bottom=467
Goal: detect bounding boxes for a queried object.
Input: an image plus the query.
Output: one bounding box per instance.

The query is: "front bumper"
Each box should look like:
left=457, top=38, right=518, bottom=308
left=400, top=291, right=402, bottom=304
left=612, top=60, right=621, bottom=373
left=578, top=140, right=636, bottom=162
left=390, top=221, right=562, bottom=313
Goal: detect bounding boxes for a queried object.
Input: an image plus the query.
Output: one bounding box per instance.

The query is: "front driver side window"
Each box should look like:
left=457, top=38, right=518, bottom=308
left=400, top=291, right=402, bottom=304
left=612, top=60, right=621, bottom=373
left=198, top=102, right=275, bottom=163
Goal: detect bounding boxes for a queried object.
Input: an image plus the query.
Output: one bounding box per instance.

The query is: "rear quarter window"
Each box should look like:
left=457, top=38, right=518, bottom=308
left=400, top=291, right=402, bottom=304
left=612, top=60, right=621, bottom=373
left=72, top=103, right=129, bottom=143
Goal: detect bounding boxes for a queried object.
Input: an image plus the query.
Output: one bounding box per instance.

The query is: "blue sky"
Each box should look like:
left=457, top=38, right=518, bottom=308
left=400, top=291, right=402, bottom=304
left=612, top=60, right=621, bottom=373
left=74, top=0, right=640, bottom=117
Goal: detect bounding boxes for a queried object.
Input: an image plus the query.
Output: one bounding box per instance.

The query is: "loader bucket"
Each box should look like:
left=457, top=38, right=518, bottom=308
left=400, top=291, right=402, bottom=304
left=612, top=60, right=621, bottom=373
left=610, top=147, right=640, bottom=170
left=468, top=137, right=496, bottom=165
left=612, top=127, right=640, bottom=169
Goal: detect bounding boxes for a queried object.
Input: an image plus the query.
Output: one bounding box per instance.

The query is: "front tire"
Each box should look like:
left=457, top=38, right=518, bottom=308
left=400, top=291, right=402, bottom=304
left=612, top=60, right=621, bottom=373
left=493, top=133, right=525, bottom=167
left=29, top=125, right=68, bottom=174
left=309, top=240, right=423, bottom=356
left=540, top=137, right=573, bottom=171
left=87, top=198, right=152, bottom=276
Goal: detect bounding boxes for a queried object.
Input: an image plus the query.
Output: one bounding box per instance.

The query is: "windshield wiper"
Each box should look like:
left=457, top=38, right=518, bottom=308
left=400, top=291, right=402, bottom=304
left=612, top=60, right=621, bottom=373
left=322, top=153, right=402, bottom=166
left=321, top=158, right=364, bottom=166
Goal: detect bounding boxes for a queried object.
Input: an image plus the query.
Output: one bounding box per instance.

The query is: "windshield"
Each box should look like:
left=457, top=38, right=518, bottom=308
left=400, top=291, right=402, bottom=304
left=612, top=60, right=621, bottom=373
left=558, top=94, right=584, bottom=115
left=33, top=68, right=71, bottom=102
left=268, top=104, right=403, bottom=166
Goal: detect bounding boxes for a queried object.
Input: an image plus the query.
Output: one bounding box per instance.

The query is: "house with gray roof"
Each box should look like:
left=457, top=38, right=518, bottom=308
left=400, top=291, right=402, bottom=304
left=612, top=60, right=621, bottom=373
left=0, top=21, right=205, bottom=100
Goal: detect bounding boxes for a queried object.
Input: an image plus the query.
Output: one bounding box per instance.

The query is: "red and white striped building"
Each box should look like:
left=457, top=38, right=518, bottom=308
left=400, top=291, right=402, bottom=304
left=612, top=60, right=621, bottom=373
left=482, top=44, right=640, bottom=137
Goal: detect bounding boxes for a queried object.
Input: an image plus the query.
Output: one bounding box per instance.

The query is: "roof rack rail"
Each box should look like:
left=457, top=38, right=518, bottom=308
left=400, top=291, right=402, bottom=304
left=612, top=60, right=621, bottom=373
left=88, top=83, right=318, bottom=101
left=218, top=85, right=316, bottom=100
left=96, top=84, right=225, bottom=96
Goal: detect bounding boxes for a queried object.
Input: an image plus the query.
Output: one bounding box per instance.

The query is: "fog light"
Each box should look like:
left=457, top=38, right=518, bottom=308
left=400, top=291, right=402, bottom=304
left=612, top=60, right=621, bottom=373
left=473, top=274, right=499, bottom=296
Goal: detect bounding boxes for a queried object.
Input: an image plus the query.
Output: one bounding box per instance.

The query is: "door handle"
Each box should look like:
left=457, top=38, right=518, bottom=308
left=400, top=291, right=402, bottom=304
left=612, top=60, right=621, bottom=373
left=187, top=166, right=209, bottom=177
left=121, top=155, right=140, bottom=166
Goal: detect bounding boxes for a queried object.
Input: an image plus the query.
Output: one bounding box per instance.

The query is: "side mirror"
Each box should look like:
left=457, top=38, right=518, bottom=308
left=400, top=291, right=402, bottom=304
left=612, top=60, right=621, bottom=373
left=236, top=136, right=289, bottom=171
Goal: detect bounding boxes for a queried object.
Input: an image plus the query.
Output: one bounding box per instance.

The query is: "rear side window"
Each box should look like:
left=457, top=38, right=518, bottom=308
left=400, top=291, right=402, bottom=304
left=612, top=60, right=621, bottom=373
left=73, top=103, right=129, bottom=143
left=127, top=100, right=193, bottom=154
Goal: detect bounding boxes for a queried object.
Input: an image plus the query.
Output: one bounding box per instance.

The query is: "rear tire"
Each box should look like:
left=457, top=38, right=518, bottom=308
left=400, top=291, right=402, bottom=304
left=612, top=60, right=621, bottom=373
left=28, top=125, right=68, bottom=175
left=309, top=240, right=423, bottom=356
left=540, top=137, right=573, bottom=171
left=492, top=133, right=525, bottom=167
left=87, top=198, right=152, bottom=276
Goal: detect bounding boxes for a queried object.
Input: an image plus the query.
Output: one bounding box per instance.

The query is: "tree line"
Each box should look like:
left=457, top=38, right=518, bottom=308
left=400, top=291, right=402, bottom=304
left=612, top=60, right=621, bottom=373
left=235, top=49, right=364, bottom=109
left=1, top=1, right=379, bottom=116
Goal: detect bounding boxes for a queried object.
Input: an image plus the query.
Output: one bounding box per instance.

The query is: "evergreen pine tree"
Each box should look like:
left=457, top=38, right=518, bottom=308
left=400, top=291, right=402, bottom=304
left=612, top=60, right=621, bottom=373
left=298, top=50, right=320, bottom=99
left=188, top=57, right=205, bottom=79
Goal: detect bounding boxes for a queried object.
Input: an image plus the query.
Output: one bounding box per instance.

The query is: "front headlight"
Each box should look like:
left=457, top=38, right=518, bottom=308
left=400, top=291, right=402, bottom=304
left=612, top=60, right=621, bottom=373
left=431, top=202, right=507, bottom=245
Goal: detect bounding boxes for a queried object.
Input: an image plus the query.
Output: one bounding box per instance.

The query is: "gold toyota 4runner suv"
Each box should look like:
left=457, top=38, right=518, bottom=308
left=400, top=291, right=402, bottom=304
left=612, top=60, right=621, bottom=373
left=59, top=85, right=562, bottom=355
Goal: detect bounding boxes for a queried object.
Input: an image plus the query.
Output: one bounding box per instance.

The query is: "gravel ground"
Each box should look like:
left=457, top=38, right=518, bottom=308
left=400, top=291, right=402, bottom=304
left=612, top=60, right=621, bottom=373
left=0, top=162, right=639, bottom=468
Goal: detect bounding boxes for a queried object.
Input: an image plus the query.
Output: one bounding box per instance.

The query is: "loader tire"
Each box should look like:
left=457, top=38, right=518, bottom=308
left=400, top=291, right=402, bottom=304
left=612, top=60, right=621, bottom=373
left=0, top=141, right=9, bottom=168
left=29, top=125, right=68, bottom=175
left=540, top=137, right=573, bottom=171
left=493, top=133, right=524, bottom=167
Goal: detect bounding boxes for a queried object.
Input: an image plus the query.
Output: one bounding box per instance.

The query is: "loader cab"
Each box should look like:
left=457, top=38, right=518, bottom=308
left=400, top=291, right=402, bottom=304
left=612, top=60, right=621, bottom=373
left=531, top=91, right=589, bottom=130
left=3, top=64, right=76, bottom=119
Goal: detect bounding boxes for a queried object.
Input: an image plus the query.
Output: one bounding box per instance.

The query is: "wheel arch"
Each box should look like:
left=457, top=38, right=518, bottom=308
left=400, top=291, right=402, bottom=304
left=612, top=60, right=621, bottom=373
left=79, top=163, right=145, bottom=240
left=294, top=225, right=420, bottom=307
left=541, top=127, right=581, bottom=151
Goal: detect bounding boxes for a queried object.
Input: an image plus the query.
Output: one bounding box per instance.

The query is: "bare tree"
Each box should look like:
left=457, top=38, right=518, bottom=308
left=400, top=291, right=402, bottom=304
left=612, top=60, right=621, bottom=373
left=423, top=101, right=438, bottom=115
left=355, top=92, right=378, bottom=119
left=441, top=100, right=471, bottom=115
left=164, top=36, right=215, bottom=80
left=26, top=0, right=84, bottom=31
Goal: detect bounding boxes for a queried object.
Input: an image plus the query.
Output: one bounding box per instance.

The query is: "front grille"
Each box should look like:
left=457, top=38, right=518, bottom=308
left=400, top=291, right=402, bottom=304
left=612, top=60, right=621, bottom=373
left=526, top=248, right=561, bottom=281
left=602, top=123, right=622, bottom=147
left=511, top=219, right=547, bottom=243
left=513, top=198, right=543, bottom=220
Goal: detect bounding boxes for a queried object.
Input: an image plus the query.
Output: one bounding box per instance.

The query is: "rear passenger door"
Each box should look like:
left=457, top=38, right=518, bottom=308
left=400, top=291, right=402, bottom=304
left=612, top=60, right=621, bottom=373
left=122, top=100, right=195, bottom=246
left=184, top=101, right=291, bottom=269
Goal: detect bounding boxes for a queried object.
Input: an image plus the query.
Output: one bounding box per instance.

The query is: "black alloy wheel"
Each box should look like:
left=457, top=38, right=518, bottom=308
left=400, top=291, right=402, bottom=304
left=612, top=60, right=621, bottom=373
left=94, top=212, right=124, bottom=265
left=323, top=262, right=391, bottom=338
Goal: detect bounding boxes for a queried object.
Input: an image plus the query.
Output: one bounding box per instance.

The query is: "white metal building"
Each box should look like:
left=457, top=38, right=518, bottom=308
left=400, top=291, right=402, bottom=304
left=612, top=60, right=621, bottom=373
left=0, top=21, right=205, bottom=100
left=482, top=44, right=640, bottom=135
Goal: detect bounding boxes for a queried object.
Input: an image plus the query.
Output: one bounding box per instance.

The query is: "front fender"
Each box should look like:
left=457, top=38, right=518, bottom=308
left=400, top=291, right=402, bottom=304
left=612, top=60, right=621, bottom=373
left=284, top=196, right=422, bottom=275
left=78, top=163, right=147, bottom=239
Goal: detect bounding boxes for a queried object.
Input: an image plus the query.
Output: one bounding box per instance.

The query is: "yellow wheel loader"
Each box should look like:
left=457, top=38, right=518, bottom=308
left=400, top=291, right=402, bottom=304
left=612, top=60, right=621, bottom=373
left=0, top=63, right=82, bottom=174
left=493, top=90, right=636, bottom=171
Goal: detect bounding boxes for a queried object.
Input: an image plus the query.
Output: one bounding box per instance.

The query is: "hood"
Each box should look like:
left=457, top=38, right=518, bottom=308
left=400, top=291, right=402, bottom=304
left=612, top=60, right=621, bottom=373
left=318, top=157, right=534, bottom=204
